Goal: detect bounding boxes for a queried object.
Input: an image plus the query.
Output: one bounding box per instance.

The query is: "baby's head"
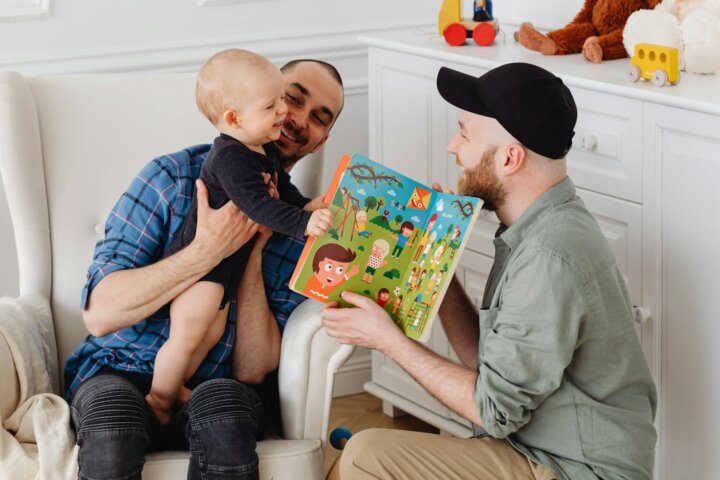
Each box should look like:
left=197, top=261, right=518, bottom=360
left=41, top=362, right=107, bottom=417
left=197, top=49, right=287, bottom=146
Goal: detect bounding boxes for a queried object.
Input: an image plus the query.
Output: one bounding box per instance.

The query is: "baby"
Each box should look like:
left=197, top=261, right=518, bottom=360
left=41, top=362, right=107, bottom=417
left=146, top=49, right=332, bottom=423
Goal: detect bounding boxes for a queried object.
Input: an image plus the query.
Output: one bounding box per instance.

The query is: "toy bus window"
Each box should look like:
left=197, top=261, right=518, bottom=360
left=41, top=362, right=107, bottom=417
left=649, top=51, right=656, bottom=62
left=638, top=49, right=645, bottom=60
left=660, top=52, right=667, bottom=63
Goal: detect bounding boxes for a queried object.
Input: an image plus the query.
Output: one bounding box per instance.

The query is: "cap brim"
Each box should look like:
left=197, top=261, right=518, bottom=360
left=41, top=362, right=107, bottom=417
left=436, top=67, right=491, bottom=117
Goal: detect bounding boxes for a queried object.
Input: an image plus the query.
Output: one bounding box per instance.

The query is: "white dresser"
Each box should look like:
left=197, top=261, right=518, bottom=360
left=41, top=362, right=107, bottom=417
left=360, top=29, right=720, bottom=480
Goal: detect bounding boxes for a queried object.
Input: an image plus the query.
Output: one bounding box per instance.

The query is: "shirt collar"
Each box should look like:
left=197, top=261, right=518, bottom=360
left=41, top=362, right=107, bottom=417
left=498, top=176, right=576, bottom=250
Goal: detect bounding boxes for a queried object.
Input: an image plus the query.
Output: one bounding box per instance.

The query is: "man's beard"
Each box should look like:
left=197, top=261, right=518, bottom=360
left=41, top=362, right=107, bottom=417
left=457, top=146, right=507, bottom=212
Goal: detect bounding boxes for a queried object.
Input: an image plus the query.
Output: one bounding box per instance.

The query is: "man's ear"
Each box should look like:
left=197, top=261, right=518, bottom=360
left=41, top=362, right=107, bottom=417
left=311, top=135, right=329, bottom=154
left=502, top=143, right=526, bottom=175
left=223, top=109, right=241, bottom=129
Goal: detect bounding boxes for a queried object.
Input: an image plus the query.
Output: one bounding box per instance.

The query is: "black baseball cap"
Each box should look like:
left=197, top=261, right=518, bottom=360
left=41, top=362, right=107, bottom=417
left=437, top=63, right=577, bottom=159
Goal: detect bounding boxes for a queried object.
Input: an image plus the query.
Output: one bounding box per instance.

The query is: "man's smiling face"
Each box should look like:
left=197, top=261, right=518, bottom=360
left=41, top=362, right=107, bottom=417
left=275, top=62, right=344, bottom=168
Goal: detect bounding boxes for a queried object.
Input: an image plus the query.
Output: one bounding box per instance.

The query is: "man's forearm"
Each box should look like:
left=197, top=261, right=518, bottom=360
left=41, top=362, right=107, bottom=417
left=383, top=335, right=483, bottom=427
left=439, top=275, right=480, bottom=368
left=83, top=243, right=215, bottom=337
left=233, top=237, right=281, bottom=384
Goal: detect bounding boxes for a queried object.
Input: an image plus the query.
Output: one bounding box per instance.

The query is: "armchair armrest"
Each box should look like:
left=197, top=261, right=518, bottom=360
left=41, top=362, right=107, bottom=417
left=278, top=299, right=354, bottom=448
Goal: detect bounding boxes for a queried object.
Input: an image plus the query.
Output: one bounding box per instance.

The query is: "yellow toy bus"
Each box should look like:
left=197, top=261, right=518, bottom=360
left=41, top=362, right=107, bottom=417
left=628, top=43, right=680, bottom=86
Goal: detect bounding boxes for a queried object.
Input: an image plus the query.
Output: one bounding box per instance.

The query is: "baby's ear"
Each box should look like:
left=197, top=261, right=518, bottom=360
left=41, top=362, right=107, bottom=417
left=223, top=109, right=241, bottom=129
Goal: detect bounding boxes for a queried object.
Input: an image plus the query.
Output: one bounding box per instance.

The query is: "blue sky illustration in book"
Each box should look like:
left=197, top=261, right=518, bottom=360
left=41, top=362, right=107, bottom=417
left=295, top=154, right=479, bottom=340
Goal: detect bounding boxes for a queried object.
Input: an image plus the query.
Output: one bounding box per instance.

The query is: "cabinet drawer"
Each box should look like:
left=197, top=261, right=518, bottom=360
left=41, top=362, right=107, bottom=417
left=567, top=87, right=643, bottom=203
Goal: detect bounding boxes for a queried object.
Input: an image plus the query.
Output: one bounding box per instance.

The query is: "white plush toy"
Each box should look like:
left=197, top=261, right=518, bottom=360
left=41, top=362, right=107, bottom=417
left=623, top=0, right=720, bottom=74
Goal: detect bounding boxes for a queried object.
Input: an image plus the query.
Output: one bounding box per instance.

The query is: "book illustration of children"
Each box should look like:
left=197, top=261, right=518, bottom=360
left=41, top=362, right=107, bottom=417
left=391, top=294, right=403, bottom=320
left=147, top=49, right=333, bottom=424
left=429, top=240, right=447, bottom=270
left=356, top=210, right=371, bottom=238
left=412, top=214, right=438, bottom=263
left=390, top=221, right=415, bottom=259
left=405, top=268, right=417, bottom=290
left=428, top=291, right=439, bottom=307
left=424, top=271, right=438, bottom=293
left=376, top=288, right=391, bottom=308
left=414, top=269, right=428, bottom=290
left=303, top=242, right=360, bottom=300
left=361, top=239, right=390, bottom=283
left=417, top=231, right=438, bottom=267
left=449, top=225, right=462, bottom=260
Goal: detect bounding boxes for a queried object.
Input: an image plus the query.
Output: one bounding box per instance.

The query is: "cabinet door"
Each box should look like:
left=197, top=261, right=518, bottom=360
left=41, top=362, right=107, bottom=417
left=644, top=104, right=720, bottom=480
left=368, top=48, right=450, bottom=187
left=575, top=188, right=643, bottom=337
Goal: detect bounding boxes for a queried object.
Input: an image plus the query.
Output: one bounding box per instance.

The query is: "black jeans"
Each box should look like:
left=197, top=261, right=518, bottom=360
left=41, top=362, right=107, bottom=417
left=70, top=372, right=264, bottom=480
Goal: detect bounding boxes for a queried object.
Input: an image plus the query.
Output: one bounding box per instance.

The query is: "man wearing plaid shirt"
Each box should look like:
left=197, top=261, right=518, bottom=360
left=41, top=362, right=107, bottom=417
left=65, top=59, right=344, bottom=480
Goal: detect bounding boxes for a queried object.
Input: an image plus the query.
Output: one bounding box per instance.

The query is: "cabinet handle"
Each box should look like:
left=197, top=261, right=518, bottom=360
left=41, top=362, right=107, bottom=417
left=577, top=133, right=598, bottom=152
left=633, top=306, right=651, bottom=325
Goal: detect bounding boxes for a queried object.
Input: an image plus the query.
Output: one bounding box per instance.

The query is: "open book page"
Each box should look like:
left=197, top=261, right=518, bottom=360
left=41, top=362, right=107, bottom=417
left=290, top=153, right=481, bottom=342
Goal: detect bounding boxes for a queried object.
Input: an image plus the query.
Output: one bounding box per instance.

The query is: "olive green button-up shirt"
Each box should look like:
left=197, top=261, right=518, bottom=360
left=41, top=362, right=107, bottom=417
left=473, top=177, right=657, bottom=480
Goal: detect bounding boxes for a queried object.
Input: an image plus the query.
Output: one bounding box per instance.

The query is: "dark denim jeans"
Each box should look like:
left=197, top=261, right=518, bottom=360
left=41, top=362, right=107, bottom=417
left=70, top=372, right=264, bottom=480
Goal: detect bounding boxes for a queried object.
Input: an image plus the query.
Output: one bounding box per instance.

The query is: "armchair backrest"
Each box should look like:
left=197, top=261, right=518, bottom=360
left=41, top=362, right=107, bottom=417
left=0, top=72, right=324, bottom=391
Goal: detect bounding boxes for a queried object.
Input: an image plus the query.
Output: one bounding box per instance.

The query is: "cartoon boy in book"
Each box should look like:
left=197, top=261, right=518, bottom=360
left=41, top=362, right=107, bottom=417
left=376, top=288, right=391, bottom=308
left=429, top=240, right=447, bottom=270
left=412, top=214, right=438, bottom=263
left=303, top=243, right=360, bottom=301
left=391, top=294, right=403, bottom=321
left=362, top=239, right=390, bottom=283
left=405, top=268, right=417, bottom=290
left=390, top=221, right=415, bottom=259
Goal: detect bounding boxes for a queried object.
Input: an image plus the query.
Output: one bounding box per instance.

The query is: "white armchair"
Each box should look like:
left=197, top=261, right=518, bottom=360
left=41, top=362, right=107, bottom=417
left=0, top=71, right=354, bottom=479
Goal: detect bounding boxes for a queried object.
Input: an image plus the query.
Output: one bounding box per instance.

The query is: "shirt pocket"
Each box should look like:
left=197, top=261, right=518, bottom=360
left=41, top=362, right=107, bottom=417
left=478, top=307, right=500, bottom=360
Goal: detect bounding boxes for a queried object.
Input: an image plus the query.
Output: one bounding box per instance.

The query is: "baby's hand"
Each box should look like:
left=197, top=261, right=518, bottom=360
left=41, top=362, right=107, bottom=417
left=304, top=195, right=329, bottom=212
left=306, top=208, right=333, bottom=237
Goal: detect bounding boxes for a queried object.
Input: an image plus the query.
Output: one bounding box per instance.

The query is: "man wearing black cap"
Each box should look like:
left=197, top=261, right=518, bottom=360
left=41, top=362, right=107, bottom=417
left=322, top=63, right=657, bottom=480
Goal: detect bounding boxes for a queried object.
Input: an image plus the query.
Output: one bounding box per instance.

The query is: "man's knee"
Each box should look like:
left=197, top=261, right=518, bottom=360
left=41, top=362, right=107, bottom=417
left=186, top=379, right=263, bottom=476
left=71, top=374, right=148, bottom=479
left=340, top=429, right=388, bottom=476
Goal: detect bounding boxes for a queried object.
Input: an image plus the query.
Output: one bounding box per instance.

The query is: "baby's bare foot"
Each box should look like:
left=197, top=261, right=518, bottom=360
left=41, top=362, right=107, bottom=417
left=582, top=37, right=603, bottom=63
left=518, top=23, right=557, bottom=55
left=146, top=393, right=173, bottom=425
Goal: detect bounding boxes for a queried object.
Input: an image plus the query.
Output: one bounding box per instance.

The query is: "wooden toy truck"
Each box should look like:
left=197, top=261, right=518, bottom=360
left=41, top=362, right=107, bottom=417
left=628, top=43, right=680, bottom=86
left=438, top=0, right=498, bottom=47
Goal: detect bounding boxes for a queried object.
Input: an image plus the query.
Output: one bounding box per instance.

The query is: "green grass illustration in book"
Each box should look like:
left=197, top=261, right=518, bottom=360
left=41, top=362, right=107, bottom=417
left=289, top=153, right=481, bottom=342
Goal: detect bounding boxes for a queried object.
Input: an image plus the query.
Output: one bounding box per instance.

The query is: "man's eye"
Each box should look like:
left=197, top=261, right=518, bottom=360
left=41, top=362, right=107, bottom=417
left=313, top=114, right=328, bottom=126
left=335, top=266, right=344, bottom=275
left=324, top=264, right=333, bottom=271
left=287, top=94, right=299, bottom=104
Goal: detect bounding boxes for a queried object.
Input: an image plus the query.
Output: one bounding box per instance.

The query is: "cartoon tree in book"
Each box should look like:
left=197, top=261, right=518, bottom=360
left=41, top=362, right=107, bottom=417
left=394, top=214, right=403, bottom=227
left=452, top=199, right=475, bottom=219
left=376, top=197, right=386, bottom=212
left=364, top=196, right=377, bottom=212
left=348, top=162, right=403, bottom=189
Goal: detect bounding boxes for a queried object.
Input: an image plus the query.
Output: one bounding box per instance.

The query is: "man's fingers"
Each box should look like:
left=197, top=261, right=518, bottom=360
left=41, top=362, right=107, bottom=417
left=431, top=182, right=445, bottom=193
left=196, top=180, right=209, bottom=210
left=340, top=291, right=375, bottom=309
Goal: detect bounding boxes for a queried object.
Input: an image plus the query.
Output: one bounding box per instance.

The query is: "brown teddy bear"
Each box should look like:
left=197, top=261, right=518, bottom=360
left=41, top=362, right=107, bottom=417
left=517, top=0, right=661, bottom=63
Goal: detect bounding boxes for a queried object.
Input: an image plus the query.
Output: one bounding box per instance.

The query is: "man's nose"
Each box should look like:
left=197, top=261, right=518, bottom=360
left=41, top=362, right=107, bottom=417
left=289, top=108, right=308, bottom=129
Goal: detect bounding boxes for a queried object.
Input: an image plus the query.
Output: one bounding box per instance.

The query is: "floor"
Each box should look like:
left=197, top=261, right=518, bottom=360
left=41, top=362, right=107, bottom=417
left=324, top=392, right=438, bottom=476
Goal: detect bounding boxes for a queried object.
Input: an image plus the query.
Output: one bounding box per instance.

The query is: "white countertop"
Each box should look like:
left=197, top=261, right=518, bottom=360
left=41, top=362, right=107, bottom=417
left=360, top=27, right=720, bottom=116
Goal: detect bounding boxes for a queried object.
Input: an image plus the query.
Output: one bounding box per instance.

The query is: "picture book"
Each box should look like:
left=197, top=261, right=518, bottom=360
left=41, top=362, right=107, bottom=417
left=289, top=153, right=482, bottom=343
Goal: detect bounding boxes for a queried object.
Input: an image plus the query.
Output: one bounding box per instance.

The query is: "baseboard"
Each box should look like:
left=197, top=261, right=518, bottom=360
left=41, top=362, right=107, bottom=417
left=333, top=348, right=371, bottom=397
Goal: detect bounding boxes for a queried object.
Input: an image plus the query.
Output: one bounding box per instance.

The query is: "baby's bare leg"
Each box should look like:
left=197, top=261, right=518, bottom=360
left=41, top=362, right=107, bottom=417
left=147, top=281, right=224, bottom=424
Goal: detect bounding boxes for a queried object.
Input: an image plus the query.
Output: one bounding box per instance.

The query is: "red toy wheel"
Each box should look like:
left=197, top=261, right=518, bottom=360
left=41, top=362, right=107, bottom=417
left=444, top=23, right=467, bottom=47
left=473, top=23, right=496, bottom=46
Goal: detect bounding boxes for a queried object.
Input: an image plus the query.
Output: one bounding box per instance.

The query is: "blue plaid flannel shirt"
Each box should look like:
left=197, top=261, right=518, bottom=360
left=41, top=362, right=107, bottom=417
left=64, top=144, right=307, bottom=399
